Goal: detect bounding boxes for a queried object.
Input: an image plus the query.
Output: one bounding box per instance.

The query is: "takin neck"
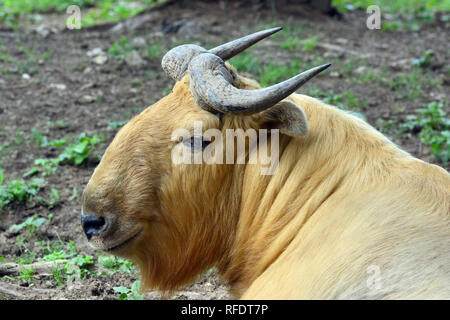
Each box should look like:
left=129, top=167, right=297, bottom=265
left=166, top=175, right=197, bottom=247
left=217, top=93, right=410, bottom=297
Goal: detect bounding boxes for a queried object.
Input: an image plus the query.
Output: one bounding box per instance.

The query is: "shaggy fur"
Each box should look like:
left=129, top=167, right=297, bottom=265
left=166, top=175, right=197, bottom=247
left=82, top=68, right=450, bottom=299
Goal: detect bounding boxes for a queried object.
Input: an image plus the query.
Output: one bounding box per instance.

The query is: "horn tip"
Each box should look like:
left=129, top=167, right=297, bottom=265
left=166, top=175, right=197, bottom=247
left=268, top=26, right=283, bottom=34
left=317, top=63, right=332, bottom=72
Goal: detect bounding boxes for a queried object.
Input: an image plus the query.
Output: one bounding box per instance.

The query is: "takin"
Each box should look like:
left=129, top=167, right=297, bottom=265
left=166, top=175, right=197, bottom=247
left=81, top=28, right=450, bottom=299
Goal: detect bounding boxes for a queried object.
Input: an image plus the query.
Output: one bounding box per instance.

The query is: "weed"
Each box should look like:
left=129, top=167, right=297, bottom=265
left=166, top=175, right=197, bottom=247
left=302, top=36, right=318, bottom=51
left=59, top=133, right=103, bottom=165
left=280, top=37, right=301, bottom=50
left=309, top=88, right=367, bottom=111
left=147, top=43, right=163, bottom=59
left=400, top=102, right=449, bottom=163
left=69, top=187, right=78, bottom=201
left=9, top=215, right=47, bottom=235
left=32, top=129, right=67, bottom=148
left=18, top=267, right=35, bottom=282
left=0, top=177, right=46, bottom=209
left=52, top=265, right=66, bottom=286
left=259, top=60, right=302, bottom=87
left=107, top=120, right=128, bottom=130
left=113, top=280, right=143, bottom=300
left=33, top=132, right=103, bottom=176
left=108, top=36, right=133, bottom=60
left=48, top=188, right=60, bottom=207
left=412, top=49, right=434, bottom=68
left=98, top=255, right=134, bottom=273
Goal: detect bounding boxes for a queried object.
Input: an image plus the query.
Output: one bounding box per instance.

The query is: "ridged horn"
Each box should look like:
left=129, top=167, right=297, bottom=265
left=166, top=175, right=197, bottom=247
left=209, top=27, right=282, bottom=60
left=161, top=27, right=282, bottom=81
left=161, top=44, right=207, bottom=82
left=189, top=53, right=331, bottom=115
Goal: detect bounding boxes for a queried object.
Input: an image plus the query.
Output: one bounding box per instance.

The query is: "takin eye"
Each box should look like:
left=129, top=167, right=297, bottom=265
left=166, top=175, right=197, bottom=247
left=182, top=136, right=211, bottom=151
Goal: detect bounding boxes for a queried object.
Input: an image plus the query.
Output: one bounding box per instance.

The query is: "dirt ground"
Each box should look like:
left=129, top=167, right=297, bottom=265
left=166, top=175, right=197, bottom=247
left=0, top=1, right=448, bottom=300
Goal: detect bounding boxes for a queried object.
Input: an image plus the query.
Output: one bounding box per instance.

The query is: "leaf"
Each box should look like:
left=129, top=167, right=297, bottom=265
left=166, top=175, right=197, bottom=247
left=113, top=286, right=130, bottom=294
left=131, top=280, right=140, bottom=294
left=32, top=217, right=47, bottom=228
left=23, top=167, right=38, bottom=178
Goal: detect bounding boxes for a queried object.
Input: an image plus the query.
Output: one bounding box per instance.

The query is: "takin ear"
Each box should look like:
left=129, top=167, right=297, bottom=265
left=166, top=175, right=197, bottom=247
left=259, top=100, right=308, bottom=137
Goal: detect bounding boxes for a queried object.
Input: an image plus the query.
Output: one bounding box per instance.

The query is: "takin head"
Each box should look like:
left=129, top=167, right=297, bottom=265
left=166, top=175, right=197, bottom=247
left=81, top=27, right=330, bottom=292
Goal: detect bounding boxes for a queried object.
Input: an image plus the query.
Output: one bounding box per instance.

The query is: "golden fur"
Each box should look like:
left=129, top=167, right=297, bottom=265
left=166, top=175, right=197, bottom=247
left=83, top=69, right=450, bottom=299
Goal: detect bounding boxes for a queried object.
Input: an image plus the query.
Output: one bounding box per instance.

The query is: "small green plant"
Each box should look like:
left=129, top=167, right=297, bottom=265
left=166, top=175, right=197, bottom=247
left=18, top=267, right=35, bottom=282
left=259, top=60, right=301, bottom=87
left=412, top=50, right=434, bottom=68
left=280, top=37, right=301, bottom=50
left=47, top=188, right=59, bottom=207
left=302, top=36, right=317, bottom=51
left=98, top=255, right=134, bottom=273
left=32, top=158, right=57, bottom=176
left=39, top=240, right=77, bottom=261
left=64, top=255, right=95, bottom=281
left=147, top=43, right=163, bottom=59
left=31, top=129, right=47, bottom=147
left=69, top=187, right=78, bottom=201
left=108, top=36, right=133, bottom=60
left=383, top=69, right=424, bottom=100
left=107, top=120, right=128, bottom=130
left=113, top=281, right=143, bottom=300
left=229, top=51, right=259, bottom=75
left=52, top=264, right=66, bottom=286
left=32, top=132, right=103, bottom=176
left=36, top=241, right=93, bottom=285
left=0, top=177, right=46, bottom=209
left=400, top=102, right=449, bottom=163
left=58, top=132, right=102, bottom=165
left=9, top=215, right=47, bottom=235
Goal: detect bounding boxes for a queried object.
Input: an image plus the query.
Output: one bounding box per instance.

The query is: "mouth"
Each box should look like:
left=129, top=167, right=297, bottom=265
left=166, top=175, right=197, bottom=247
left=104, top=229, right=143, bottom=252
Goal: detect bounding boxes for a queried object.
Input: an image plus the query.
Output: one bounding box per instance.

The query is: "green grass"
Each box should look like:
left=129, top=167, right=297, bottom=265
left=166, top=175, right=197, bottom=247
left=332, top=0, right=450, bottom=12
left=10, top=238, right=95, bottom=285
left=230, top=53, right=326, bottom=88
left=82, top=0, right=165, bottom=27
left=0, top=45, right=53, bottom=76
left=0, top=131, right=102, bottom=210
left=32, top=132, right=103, bottom=176
left=108, top=36, right=133, bottom=60
left=308, top=88, right=368, bottom=111
left=382, top=68, right=441, bottom=101
left=32, top=129, right=67, bottom=148
left=9, top=215, right=47, bottom=235
left=332, top=0, right=449, bottom=31
left=0, top=177, right=46, bottom=209
left=0, top=0, right=166, bottom=28
left=98, top=255, right=134, bottom=274
left=146, top=43, right=163, bottom=59
left=400, top=102, right=449, bottom=163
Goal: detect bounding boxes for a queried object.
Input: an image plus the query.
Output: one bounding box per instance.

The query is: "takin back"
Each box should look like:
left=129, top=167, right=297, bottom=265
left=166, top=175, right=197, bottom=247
left=81, top=28, right=450, bottom=299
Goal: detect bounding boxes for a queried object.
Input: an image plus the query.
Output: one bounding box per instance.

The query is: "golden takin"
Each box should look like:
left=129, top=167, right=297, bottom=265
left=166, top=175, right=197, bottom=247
left=81, top=28, right=450, bottom=299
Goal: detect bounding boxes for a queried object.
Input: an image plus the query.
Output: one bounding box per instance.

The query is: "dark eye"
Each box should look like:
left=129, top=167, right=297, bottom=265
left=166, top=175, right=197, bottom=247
left=182, top=136, right=211, bottom=150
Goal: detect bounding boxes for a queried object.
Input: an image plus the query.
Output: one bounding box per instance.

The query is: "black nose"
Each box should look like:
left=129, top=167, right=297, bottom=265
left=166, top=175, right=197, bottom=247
left=81, top=214, right=109, bottom=240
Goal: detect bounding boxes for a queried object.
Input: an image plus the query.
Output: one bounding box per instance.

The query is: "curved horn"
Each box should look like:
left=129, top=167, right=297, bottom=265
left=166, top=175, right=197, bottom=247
left=162, top=44, right=207, bottom=81
left=161, top=27, right=282, bottom=81
left=209, top=27, right=282, bottom=61
left=189, top=53, right=331, bottom=115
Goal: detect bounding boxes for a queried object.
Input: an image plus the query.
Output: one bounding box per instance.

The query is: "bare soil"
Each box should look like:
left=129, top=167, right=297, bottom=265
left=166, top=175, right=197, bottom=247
left=0, top=1, right=448, bottom=299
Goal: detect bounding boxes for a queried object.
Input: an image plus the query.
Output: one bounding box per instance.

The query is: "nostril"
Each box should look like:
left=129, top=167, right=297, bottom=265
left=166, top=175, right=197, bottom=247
left=81, top=214, right=109, bottom=240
